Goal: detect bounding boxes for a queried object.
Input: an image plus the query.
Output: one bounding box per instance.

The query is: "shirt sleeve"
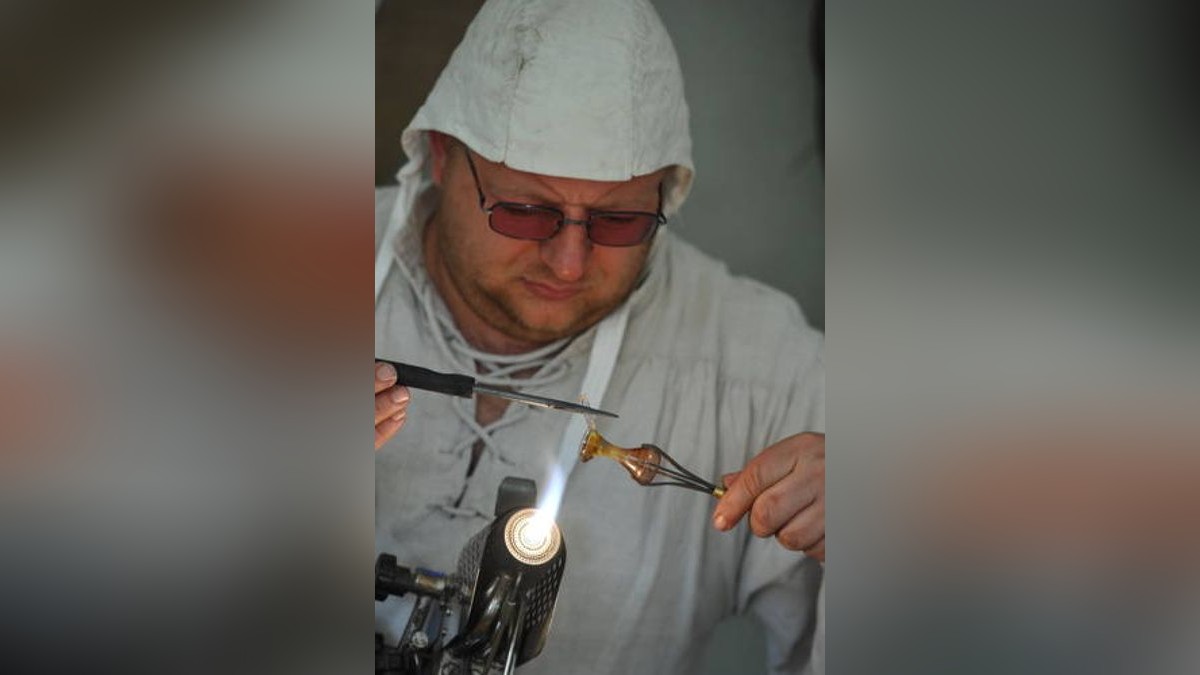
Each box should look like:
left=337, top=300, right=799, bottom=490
left=742, top=552, right=824, bottom=675
left=737, top=337, right=825, bottom=674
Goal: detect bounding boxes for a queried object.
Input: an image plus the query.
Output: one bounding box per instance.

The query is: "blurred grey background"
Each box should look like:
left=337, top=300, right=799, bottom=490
left=376, top=0, right=823, bottom=330
left=376, top=1, right=822, bottom=672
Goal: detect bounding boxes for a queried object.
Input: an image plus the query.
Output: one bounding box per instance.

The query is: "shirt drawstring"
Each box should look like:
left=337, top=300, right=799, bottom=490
left=392, top=242, right=574, bottom=470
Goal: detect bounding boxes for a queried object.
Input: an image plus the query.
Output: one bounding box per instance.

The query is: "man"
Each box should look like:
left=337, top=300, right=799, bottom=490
left=375, top=1, right=823, bottom=672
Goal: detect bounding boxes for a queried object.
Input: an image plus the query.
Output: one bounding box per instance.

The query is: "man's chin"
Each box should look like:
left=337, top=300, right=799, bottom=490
left=510, top=317, right=586, bottom=344
left=487, top=288, right=619, bottom=344
left=509, top=306, right=603, bottom=344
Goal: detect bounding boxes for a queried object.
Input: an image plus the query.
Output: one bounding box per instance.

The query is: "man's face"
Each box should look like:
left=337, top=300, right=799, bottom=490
left=424, top=136, right=665, bottom=352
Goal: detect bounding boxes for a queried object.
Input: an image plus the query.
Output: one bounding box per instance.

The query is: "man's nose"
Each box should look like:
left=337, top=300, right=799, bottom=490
left=539, top=218, right=591, bottom=282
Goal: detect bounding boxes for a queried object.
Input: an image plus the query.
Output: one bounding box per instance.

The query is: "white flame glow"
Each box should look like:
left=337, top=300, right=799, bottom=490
left=535, top=461, right=566, bottom=532
left=530, top=407, right=591, bottom=543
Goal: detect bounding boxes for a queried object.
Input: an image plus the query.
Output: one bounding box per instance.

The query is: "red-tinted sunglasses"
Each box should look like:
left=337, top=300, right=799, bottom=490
left=464, top=149, right=665, bottom=247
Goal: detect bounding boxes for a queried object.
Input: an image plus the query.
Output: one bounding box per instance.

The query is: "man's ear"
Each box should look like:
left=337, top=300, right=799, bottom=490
left=428, top=130, right=451, bottom=186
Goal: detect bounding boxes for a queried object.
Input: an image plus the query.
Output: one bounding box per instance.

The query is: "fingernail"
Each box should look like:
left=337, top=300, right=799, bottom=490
left=392, top=410, right=406, bottom=422
left=714, top=514, right=727, bottom=531
left=390, top=387, right=408, bottom=405
left=376, top=363, right=396, bottom=381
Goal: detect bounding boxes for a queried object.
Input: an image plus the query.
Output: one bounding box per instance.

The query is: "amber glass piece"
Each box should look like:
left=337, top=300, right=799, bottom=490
left=578, top=421, right=723, bottom=497
left=618, top=445, right=663, bottom=485
left=578, top=428, right=663, bottom=485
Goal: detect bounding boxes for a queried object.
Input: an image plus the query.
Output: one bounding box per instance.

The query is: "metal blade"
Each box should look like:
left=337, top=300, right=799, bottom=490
left=473, top=384, right=619, bottom=418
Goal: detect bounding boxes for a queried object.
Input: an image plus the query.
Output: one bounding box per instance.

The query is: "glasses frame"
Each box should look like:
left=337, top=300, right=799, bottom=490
left=462, top=149, right=666, bottom=247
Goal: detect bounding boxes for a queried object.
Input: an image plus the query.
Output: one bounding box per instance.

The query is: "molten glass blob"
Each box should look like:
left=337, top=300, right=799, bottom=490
left=578, top=424, right=725, bottom=498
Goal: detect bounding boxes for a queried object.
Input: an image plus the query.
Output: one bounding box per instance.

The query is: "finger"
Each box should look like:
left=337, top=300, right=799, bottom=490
left=803, top=537, right=825, bottom=562
left=773, top=498, right=824, bottom=552
left=375, top=411, right=406, bottom=450
left=722, top=471, right=741, bottom=488
left=375, top=362, right=397, bottom=394
left=713, top=440, right=798, bottom=531
left=748, top=470, right=819, bottom=538
left=375, top=385, right=410, bottom=425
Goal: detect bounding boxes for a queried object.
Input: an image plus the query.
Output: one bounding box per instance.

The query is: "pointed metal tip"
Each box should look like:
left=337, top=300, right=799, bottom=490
left=561, top=397, right=617, bottom=418
left=474, top=384, right=619, bottom=419
left=552, top=401, right=618, bottom=418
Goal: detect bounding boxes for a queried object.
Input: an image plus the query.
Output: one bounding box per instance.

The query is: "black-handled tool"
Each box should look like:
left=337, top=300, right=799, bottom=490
left=377, top=359, right=618, bottom=419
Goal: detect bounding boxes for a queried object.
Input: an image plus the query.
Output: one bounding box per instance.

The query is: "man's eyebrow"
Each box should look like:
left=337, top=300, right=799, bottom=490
left=592, top=186, right=662, bottom=211
left=494, top=186, right=556, bottom=204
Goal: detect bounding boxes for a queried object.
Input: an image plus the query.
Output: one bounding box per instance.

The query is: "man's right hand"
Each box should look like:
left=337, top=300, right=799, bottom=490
left=375, top=361, right=410, bottom=450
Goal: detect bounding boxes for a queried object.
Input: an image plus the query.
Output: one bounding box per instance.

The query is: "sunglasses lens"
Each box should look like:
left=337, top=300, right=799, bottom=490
left=490, top=204, right=561, bottom=239
left=588, top=214, right=658, bottom=246
left=489, top=204, right=658, bottom=246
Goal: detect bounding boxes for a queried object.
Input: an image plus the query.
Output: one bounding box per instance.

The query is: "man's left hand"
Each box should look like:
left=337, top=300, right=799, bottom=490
left=713, top=432, right=825, bottom=560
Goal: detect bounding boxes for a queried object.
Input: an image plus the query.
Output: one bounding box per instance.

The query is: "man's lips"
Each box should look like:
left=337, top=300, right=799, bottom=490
left=522, top=279, right=583, bottom=300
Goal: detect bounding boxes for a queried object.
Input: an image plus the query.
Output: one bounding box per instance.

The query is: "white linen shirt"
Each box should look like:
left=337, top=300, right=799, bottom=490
left=375, top=186, right=824, bottom=675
